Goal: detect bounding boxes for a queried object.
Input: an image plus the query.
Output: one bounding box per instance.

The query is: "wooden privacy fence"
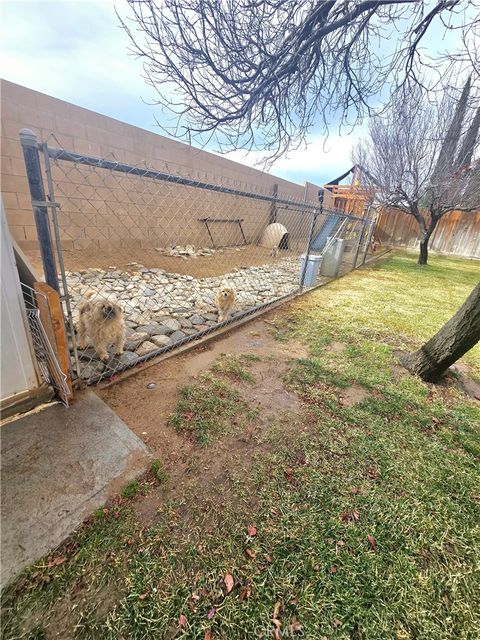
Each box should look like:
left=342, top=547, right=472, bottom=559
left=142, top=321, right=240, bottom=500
left=375, top=208, right=480, bottom=259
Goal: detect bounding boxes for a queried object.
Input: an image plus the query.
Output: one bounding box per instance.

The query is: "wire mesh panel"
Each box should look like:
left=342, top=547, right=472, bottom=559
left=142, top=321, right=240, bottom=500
left=22, top=137, right=374, bottom=384
left=21, top=285, right=70, bottom=404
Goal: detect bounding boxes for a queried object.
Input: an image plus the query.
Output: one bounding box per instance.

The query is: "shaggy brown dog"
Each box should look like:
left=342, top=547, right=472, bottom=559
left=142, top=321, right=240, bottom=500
left=215, top=285, right=235, bottom=323
left=76, top=292, right=125, bottom=362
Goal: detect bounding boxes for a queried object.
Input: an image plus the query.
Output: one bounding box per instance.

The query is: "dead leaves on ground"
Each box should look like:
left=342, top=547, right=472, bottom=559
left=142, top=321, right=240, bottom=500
left=178, top=614, right=187, bottom=628
left=238, top=580, right=252, bottom=602
left=367, top=534, right=377, bottom=552
left=272, top=601, right=303, bottom=638
left=340, top=510, right=360, bottom=523
left=223, top=572, right=234, bottom=594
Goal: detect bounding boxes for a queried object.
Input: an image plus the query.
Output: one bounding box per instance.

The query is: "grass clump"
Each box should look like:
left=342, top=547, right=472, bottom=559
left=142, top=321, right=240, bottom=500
left=211, top=353, right=257, bottom=382
left=121, top=480, right=139, bottom=499
left=168, top=373, right=248, bottom=445
left=150, top=459, right=168, bottom=484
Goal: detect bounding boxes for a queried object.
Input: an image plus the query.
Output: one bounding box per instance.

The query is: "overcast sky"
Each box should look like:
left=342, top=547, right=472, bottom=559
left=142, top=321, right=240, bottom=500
left=0, top=0, right=467, bottom=186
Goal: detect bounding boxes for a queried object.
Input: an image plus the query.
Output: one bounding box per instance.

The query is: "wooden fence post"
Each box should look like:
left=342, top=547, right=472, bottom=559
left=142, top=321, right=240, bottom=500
left=34, top=282, right=73, bottom=398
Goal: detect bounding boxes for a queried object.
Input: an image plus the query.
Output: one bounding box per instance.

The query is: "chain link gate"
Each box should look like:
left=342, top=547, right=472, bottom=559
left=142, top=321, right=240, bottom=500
left=20, top=129, right=375, bottom=386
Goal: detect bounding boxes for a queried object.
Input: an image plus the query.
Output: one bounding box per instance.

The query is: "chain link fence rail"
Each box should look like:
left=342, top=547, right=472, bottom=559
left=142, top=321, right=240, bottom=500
left=19, top=129, right=376, bottom=385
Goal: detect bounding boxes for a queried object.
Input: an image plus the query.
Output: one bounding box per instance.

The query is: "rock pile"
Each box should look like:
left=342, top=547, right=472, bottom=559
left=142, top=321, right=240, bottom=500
left=67, top=256, right=301, bottom=380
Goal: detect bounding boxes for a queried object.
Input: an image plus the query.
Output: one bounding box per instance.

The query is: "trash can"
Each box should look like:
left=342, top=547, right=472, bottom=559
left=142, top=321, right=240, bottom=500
left=320, top=238, right=345, bottom=277
left=299, top=254, right=322, bottom=287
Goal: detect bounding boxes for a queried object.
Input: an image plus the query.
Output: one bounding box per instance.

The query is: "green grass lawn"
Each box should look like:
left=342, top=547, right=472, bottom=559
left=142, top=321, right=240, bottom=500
left=2, top=251, right=479, bottom=640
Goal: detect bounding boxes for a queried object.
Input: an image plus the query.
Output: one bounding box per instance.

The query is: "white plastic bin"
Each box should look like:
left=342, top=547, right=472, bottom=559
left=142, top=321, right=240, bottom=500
left=299, top=254, right=322, bottom=287
left=321, top=238, right=345, bottom=277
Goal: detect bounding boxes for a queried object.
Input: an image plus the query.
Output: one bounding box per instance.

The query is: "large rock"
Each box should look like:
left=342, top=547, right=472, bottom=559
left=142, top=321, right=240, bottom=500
left=170, top=331, right=187, bottom=342
left=135, top=341, right=158, bottom=357
left=150, top=335, right=172, bottom=347
left=203, top=313, right=218, bottom=322
left=162, top=318, right=182, bottom=332
left=124, top=332, right=149, bottom=351
left=79, top=361, right=105, bottom=380
left=136, top=323, right=170, bottom=336
left=188, top=314, right=205, bottom=325
left=117, top=351, right=140, bottom=367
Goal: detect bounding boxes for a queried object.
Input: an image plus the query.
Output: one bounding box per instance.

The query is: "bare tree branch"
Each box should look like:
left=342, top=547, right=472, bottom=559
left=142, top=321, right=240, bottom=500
left=119, top=0, right=480, bottom=162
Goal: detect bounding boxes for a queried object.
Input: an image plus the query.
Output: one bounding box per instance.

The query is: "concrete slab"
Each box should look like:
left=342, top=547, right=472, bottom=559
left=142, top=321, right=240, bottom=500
left=1, top=391, right=149, bottom=589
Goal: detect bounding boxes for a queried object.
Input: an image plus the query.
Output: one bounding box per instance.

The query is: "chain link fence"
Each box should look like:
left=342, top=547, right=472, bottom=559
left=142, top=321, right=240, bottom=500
left=19, top=130, right=376, bottom=385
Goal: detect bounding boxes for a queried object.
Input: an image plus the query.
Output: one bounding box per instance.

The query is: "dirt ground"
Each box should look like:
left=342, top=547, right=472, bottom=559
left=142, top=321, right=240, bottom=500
left=25, top=245, right=301, bottom=279
left=97, top=313, right=310, bottom=525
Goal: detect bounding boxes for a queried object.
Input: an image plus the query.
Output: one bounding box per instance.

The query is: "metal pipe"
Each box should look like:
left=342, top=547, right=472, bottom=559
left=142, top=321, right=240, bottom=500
left=44, top=145, right=366, bottom=222
left=19, top=129, right=59, bottom=291
left=41, top=142, right=81, bottom=379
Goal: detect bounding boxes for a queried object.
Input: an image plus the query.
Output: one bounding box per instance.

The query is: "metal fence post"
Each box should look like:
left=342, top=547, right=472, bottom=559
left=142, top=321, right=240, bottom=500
left=268, top=183, right=278, bottom=224
left=353, top=206, right=371, bottom=269
left=19, top=128, right=59, bottom=291
left=299, top=191, right=323, bottom=289
left=361, top=215, right=377, bottom=266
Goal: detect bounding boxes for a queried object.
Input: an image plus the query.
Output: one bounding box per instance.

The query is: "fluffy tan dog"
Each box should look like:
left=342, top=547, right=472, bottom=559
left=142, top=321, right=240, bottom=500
left=215, top=285, right=235, bottom=323
left=76, top=292, right=125, bottom=362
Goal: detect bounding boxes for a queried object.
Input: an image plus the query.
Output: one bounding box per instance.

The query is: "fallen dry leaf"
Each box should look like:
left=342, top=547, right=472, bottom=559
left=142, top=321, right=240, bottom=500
left=247, top=525, right=257, bottom=537
left=330, top=565, right=338, bottom=574
left=238, top=581, right=252, bottom=602
left=224, top=573, right=234, bottom=594
left=333, top=618, right=342, bottom=627
left=184, top=412, right=194, bottom=421
left=367, top=534, right=377, bottom=552
left=46, top=556, right=65, bottom=569
left=204, top=630, right=213, bottom=640
left=288, top=616, right=303, bottom=634
left=263, top=553, right=273, bottom=563
left=340, top=511, right=350, bottom=522
left=350, top=486, right=362, bottom=495
left=207, top=607, right=216, bottom=620
left=178, top=614, right=187, bottom=628
left=245, top=548, right=256, bottom=559
left=431, top=416, right=440, bottom=424
left=367, top=467, right=379, bottom=480
left=284, top=467, right=294, bottom=482
left=352, top=510, right=360, bottom=521
left=138, top=592, right=149, bottom=600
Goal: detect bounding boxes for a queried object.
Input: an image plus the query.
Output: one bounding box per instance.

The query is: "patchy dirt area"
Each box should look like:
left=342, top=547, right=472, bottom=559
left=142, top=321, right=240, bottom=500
left=339, top=384, right=369, bottom=407
left=97, top=314, right=309, bottom=527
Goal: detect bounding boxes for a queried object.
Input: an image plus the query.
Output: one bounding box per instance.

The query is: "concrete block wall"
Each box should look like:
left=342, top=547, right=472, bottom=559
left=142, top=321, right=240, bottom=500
left=1, top=79, right=329, bottom=251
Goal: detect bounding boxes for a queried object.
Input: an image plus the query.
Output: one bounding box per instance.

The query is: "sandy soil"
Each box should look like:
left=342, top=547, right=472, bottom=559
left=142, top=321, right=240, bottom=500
left=25, top=245, right=301, bottom=279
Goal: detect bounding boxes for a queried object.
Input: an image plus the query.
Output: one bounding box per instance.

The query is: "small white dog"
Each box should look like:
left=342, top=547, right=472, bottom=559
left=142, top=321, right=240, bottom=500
left=215, top=285, right=236, bottom=322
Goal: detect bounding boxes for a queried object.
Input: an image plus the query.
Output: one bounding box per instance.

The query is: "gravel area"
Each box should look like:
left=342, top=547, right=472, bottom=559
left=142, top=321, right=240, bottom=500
left=67, top=257, right=303, bottom=380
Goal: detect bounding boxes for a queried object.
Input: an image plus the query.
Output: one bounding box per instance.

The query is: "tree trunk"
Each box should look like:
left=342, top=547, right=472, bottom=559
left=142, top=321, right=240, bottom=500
left=403, top=283, right=480, bottom=382
left=418, top=237, right=429, bottom=265
left=417, top=217, right=439, bottom=266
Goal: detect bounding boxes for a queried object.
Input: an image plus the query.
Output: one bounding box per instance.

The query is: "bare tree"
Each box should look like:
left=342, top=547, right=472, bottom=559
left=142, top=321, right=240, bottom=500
left=120, top=0, right=480, bottom=161
left=354, top=79, right=480, bottom=265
